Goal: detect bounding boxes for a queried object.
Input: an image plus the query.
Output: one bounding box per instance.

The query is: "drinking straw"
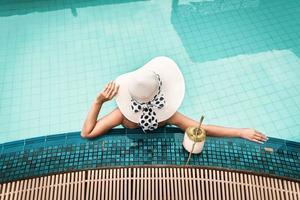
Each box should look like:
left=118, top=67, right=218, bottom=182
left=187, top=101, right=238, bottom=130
left=197, top=116, right=204, bottom=135
left=186, top=116, right=205, bottom=165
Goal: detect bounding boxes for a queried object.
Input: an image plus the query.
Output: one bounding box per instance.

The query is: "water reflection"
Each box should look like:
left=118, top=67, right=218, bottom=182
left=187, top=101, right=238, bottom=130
left=0, top=0, right=147, bottom=16
left=173, top=0, right=260, bottom=14
left=171, top=0, right=300, bottom=62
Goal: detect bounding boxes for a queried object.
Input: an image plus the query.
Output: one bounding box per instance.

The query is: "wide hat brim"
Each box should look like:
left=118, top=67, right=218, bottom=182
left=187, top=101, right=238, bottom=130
left=115, top=56, right=185, bottom=123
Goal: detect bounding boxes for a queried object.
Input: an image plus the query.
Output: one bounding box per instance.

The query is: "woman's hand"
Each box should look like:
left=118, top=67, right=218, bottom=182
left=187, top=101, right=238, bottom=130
left=95, top=81, right=119, bottom=104
left=239, top=128, right=268, bottom=144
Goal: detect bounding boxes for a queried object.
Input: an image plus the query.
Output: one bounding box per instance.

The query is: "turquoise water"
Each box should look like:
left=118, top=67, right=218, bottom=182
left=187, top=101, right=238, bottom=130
left=0, top=0, right=300, bottom=143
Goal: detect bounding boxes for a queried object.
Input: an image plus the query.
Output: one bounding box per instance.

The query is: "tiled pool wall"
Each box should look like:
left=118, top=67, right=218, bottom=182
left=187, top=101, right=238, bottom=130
left=1, top=0, right=300, bottom=144
left=0, top=127, right=299, bottom=184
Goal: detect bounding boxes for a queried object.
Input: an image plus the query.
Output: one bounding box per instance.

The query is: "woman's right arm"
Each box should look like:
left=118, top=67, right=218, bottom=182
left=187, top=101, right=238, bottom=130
left=80, top=81, right=122, bottom=138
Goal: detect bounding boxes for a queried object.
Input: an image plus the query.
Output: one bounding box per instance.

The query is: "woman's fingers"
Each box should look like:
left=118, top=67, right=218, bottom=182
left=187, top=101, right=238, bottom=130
left=254, top=131, right=268, bottom=141
left=250, top=138, right=264, bottom=144
left=104, top=81, right=112, bottom=93
left=107, top=81, right=119, bottom=99
left=106, top=82, right=115, bottom=97
left=111, top=83, right=119, bottom=97
left=253, top=134, right=265, bottom=142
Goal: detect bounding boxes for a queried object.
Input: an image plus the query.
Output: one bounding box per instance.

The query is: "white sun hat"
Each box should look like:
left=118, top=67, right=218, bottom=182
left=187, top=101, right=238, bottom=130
left=115, top=56, right=185, bottom=132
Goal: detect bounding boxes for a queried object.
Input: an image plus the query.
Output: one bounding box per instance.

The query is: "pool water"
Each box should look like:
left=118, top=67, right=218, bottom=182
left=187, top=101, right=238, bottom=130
left=0, top=0, right=300, bottom=143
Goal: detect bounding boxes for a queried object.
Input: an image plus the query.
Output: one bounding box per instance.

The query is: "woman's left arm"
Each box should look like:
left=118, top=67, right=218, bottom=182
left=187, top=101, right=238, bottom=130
left=167, top=112, right=268, bottom=144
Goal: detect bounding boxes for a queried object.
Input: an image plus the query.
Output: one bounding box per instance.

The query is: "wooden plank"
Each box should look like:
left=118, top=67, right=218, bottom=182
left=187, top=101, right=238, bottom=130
left=270, top=178, right=276, bottom=200
left=184, top=168, right=190, bottom=200
left=144, top=168, right=149, bottom=200
left=61, top=174, right=66, bottom=200
left=225, top=171, right=229, bottom=200
left=127, top=168, right=131, bottom=200
left=140, top=168, right=144, bottom=200
left=115, top=169, right=119, bottom=200
left=147, top=168, right=153, bottom=200
left=23, top=180, right=28, bottom=200
left=254, top=176, right=260, bottom=200
left=196, top=169, right=201, bottom=200
left=267, top=176, right=272, bottom=200
left=19, top=180, right=24, bottom=200
left=70, top=173, right=75, bottom=200
left=101, top=170, right=106, bottom=200
left=105, top=169, right=109, bottom=200
left=287, top=181, right=293, bottom=200
left=174, top=168, right=179, bottom=200
left=48, top=176, right=54, bottom=200
left=263, top=176, right=267, bottom=200
left=66, top=173, right=71, bottom=200
left=133, top=168, right=136, bottom=200
left=204, top=169, right=210, bottom=199
left=244, top=174, right=249, bottom=200
left=181, top=168, right=186, bottom=200
left=74, top=172, right=78, bottom=200
left=119, top=169, right=123, bottom=200
left=156, top=168, right=159, bottom=200
left=163, top=168, right=166, bottom=200
left=8, top=181, right=16, bottom=200
left=192, top=168, right=197, bottom=200
left=111, top=169, right=115, bottom=200
left=25, top=179, right=31, bottom=200
left=274, top=178, right=280, bottom=200
left=216, top=171, right=221, bottom=200
left=4, top=182, right=9, bottom=200
left=41, top=176, right=48, bottom=199
left=240, top=173, right=245, bottom=200
left=7, top=182, right=12, bottom=200
left=188, top=168, right=198, bottom=199
left=97, top=170, right=102, bottom=200
left=79, top=172, right=83, bottom=200
left=10, top=181, right=16, bottom=200
left=295, top=182, right=300, bottom=200
left=248, top=175, right=253, bottom=200
left=122, top=169, right=126, bottom=200
left=159, top=168, right=163, bottom=200
left=231, top=172, right=236, bottom=200
left=237, top=173, right=241, bottom=200
left=152, top=168, right=155, bottom=200
left=169, top=168, right=174, bottom=200
left=31, top=179, right=35, bottom=200
left=213, top=170, right=217, bottom=200
left=14, top=181, right=20, bottom=200
left=0, top=183, right=3, bottom=200
left=86, top=171, right=91, bottom=200
left=229, top=172, right=234, bottom=200
left=200, top=169, right=206, bottom=200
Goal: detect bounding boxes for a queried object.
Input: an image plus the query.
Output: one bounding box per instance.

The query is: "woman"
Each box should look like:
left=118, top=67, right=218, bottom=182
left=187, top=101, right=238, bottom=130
left=81, top=57, right=267, bottom=144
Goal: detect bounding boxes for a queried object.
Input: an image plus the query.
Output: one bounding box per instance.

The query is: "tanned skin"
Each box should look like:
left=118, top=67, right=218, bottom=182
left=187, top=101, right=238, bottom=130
left=81, top=81, right=268, bottom=144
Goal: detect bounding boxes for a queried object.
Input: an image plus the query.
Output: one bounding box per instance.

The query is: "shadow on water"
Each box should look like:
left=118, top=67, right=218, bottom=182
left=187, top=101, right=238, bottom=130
left=171, top=0, right=300, bottom=63
left=0, top=0, right=147, bottom=17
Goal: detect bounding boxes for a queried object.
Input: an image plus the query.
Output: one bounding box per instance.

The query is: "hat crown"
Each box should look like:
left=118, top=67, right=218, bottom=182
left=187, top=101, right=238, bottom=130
left=128, top=69, right=159, bottom=103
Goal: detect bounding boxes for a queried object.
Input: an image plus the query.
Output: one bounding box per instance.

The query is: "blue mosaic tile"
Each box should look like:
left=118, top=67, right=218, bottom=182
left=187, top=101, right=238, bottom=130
left=0, top=127, right=300, bottom=183
left=2, top=140, right=25, bottom=154
left=24, top=137, right=45, bottom=150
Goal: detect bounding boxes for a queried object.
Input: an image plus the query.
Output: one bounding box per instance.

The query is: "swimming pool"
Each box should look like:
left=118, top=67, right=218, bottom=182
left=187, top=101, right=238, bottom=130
left=0, top=0, right=300, bottom=144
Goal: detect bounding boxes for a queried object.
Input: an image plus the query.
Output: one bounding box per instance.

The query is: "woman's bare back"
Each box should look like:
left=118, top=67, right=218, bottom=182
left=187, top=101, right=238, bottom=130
left=121, top=114, right=168, bottom=129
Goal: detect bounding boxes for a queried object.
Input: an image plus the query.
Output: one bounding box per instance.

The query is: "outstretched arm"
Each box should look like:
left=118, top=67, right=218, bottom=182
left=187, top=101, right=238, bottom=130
left=81, top=81, right=122, bottom=138
left=167, top=112, right=268, bottom=144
